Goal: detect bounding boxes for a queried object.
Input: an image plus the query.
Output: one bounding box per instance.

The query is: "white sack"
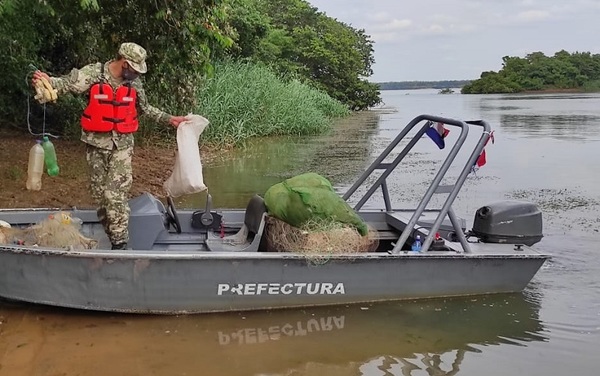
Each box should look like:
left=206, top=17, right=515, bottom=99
left=163, top=114, right=209, bottom=197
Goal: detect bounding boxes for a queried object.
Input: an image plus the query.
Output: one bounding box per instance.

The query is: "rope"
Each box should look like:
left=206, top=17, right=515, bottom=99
left=25, top=64, right=59, bottom=139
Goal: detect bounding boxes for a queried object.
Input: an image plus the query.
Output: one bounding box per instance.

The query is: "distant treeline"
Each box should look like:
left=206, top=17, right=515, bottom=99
left=378, top=80, right=472, bottom=90
left=462, top=50, right=600, bottom=94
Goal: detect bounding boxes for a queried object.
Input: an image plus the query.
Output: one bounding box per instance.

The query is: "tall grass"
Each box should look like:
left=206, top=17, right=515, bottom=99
left=195, top=61, right=350, bottom=148
left=582, top=80, right=600, bottom=92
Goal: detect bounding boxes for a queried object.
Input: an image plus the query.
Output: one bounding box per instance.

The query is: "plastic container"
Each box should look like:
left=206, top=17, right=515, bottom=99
left=411, top=235, right=422, bottom=252
left=26, top=140, right=45, bottom=191
left=41, top=136, right=59, bottom=176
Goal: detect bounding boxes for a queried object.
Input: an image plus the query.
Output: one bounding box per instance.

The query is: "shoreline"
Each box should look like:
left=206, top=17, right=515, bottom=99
left=520, top=88, right=586, bottom=94
left=381, top=88, right=592, bottom=94
left=0, top=129, right=221, bottom=208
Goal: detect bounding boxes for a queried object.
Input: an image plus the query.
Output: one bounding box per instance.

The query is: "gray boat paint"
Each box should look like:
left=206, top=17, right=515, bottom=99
left=0, top=242, right=547, bottom=314
left=0, top=205, right=547, bottom=314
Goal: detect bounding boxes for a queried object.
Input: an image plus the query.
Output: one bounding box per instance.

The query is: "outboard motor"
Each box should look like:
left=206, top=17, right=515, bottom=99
left=471, top=201, right=543, bottom=246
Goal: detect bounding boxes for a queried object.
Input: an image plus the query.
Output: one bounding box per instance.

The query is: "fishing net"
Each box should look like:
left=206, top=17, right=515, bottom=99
left=264, top=216, right=379, bottom=260
left=264, top=173, right=369, bottom=236
left=0, top=212, right=98, bottom=250
left=0, top=228, right=8, bottom=245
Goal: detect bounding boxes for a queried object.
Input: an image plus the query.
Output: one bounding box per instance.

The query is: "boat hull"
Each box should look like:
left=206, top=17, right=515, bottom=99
left=0, top=246, right=547, bottom=314
left=0, top=115, right=552, bottom=315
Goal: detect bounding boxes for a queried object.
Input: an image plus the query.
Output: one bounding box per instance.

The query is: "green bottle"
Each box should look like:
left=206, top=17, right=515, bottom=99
left=41, top=136, right=60, bottom=176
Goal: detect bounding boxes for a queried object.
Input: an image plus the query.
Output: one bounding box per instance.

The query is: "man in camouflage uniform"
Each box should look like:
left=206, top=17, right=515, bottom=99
left=32, top=43, right=185, bottom=250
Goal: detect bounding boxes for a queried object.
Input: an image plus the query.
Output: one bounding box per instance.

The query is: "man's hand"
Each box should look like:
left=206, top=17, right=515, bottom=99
left=32, top=70, right=57, bottom=103
left=32, top=70, right=50, bottom=86
left=169, top=116, right=186, bottom=128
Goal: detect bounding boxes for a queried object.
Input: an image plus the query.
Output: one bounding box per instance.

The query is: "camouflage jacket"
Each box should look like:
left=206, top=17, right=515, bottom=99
left=50, top=61, right=172, bottom=150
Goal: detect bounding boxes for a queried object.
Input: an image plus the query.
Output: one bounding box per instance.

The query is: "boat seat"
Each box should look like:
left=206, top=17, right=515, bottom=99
left=205, top=195, right=267, bottom=252
left=128, top=193, right=170, bottom=250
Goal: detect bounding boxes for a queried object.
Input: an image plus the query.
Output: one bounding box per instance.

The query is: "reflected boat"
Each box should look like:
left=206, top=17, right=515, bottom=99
left=0, top=115, right=550, bottom=314
left=0, top=293, right=547, bottom=375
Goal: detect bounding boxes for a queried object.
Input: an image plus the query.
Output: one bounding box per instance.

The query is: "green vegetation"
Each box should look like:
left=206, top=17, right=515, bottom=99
left=462, top=50, right=600, bottom=94
left=230, top=0, right=381, bottom=110
left=0, top=0, right=232, bottom=140
left=0, top=0, right=379, bottom=146
left=378, top=80, right=471, bottom=90
left=3, top=165, right=23, bottom=181
left=196, top=61, right=349, bottom=148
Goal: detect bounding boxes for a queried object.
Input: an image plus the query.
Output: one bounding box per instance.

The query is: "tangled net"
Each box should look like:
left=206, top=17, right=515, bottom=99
left=265, top=216, right=379, bottom=264
left=0, top=212, right=97, bottom=250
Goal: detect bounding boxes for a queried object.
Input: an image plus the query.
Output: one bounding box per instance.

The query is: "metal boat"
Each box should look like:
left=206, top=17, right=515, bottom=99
left=0, top=115, right=550, bottom=314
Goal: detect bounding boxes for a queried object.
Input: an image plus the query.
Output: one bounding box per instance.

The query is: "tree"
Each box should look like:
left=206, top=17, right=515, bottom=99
left=462, top=50, right=600, bottom=94
left=249, top=0, right=381, bottom=109
left=223, top=0, right=270, bottom=59
left=0, top=0, right=233, bottom=135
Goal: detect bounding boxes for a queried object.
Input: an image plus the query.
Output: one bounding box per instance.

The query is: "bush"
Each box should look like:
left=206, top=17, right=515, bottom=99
left=0, top=0, right=232, bottom=139
left=196, top=61, right=349, bottom=147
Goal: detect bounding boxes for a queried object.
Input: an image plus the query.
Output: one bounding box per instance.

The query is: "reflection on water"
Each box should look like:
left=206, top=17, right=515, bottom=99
left=178, top=111, right=381, bottom=209
left=0, top=293, right=545, bottom=376
left=498, top=113, right=600, bottom=141
left=217, top=315, right=346, bottom=346
left=500, top=94, right=598, bottom=101
left=474, top=93, right=600, bottom=141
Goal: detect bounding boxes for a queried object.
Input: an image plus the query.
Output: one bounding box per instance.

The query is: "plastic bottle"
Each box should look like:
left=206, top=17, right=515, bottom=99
left=41, top=136, right=59, bottom=176
left=411, top=235, right=422, bottom=252
left=26, top=140, right=45, bottom=191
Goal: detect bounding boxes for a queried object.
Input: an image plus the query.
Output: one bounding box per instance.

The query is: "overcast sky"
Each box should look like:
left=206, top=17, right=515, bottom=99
left=308, top=0, right=600, bottom=82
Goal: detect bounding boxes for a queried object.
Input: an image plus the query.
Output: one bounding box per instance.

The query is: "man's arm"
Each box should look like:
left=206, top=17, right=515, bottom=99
left=133, top=80, right=185, bottom=127
left=34, top=63, right=101, bottom=95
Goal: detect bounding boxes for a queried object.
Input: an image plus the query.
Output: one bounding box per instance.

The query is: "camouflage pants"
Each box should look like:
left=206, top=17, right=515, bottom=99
left=86, top=144, right=133, bottom=245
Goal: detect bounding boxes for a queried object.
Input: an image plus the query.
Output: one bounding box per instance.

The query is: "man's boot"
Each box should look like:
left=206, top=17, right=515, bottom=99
left=97, top=208, right=109, bottom=233
left=111, top=242, right=128, bottom=250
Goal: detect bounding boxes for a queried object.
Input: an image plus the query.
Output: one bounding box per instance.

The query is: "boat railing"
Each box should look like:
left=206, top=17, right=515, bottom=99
left=343, top=115, right=493, bottom=254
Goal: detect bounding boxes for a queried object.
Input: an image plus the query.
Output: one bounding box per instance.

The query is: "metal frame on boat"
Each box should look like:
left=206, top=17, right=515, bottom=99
left=0, top=115, right=550, bottom=314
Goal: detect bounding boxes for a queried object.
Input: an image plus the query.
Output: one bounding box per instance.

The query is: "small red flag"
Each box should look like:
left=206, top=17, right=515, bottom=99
left=471, top=131, right=494, bottom=173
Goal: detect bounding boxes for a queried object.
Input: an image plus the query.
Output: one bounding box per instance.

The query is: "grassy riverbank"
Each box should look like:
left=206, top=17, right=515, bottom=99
left=0, top=62, right=352, bottom=207
left=0, top=129, right=229, bottom=208
left=195, top=62, right=350, bottom=148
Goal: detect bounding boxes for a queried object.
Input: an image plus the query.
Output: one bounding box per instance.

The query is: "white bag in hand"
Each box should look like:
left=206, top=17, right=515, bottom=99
left=163, top=114, right=209, bottom=197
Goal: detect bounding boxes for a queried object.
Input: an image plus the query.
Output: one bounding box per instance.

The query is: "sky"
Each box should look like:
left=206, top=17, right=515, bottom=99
left=308, top=0, right=600, bottom=82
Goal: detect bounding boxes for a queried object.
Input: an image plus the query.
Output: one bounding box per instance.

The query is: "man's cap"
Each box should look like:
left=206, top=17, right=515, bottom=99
left=118, top=42, right=147, bottom=74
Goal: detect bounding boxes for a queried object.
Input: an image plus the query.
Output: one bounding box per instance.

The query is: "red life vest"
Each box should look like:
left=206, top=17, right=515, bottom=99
left=81, top=83, right=138, bottom=133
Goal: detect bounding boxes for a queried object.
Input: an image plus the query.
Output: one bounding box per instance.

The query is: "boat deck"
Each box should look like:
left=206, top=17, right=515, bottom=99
left=0, top=206, right=545, bottom=260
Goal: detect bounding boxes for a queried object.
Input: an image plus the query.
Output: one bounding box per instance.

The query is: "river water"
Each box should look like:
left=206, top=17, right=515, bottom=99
left=1, top=90, right=599, bottom=375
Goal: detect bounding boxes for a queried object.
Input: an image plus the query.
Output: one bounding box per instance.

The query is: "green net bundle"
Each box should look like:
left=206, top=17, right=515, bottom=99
left=264, top=172, right=369, bottom=236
